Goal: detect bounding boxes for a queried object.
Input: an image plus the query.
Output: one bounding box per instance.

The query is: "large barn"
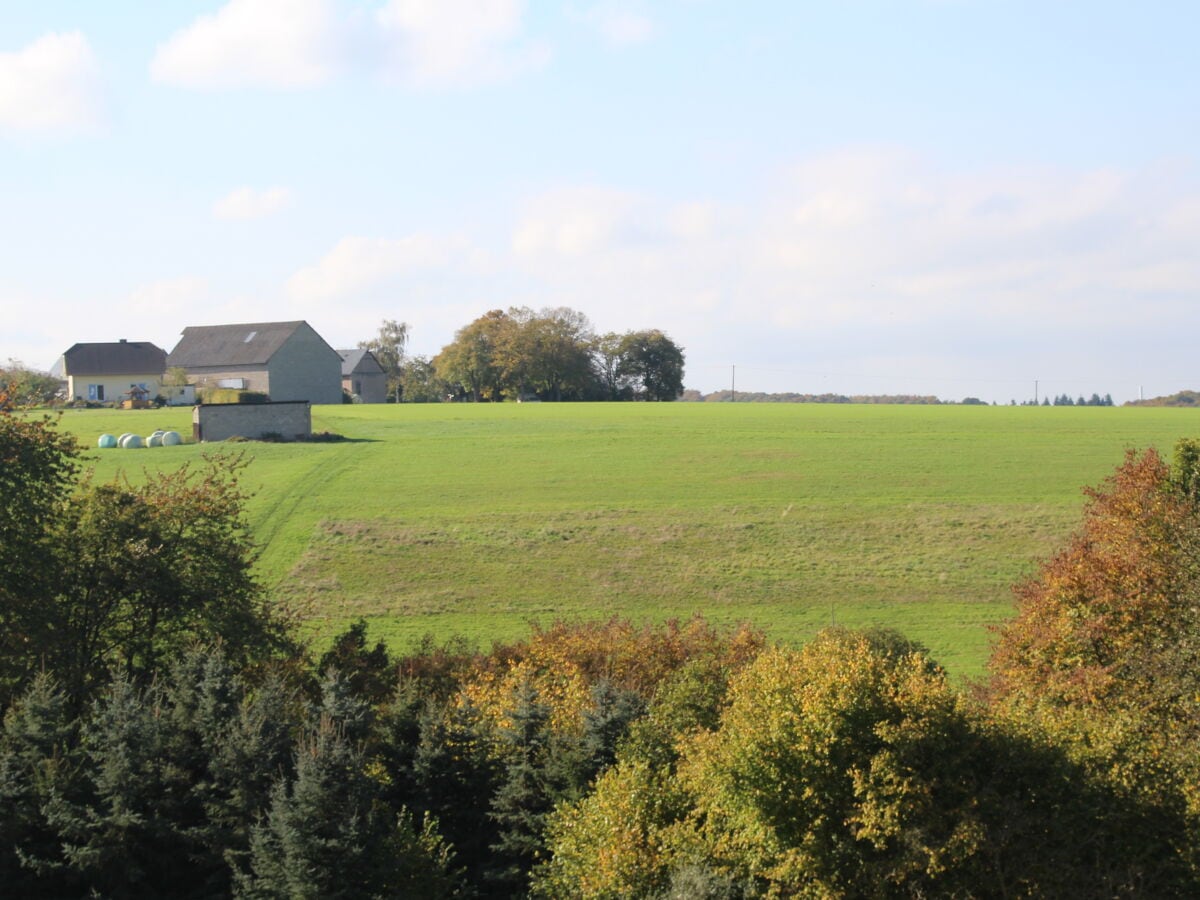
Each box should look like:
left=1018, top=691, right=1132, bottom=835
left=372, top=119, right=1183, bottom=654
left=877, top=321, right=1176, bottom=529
left=167, top=321, right=343, bottom=405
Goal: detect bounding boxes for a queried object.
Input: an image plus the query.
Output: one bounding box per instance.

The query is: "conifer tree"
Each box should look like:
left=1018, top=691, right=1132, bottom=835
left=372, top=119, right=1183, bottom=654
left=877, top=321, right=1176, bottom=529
left=41, top=675, right=194, bottom=895
left=0, top=675, right=83, bottom=894
left=413, top=697, right=501, bottom=887
left=488, top=679, right=555, bottom=895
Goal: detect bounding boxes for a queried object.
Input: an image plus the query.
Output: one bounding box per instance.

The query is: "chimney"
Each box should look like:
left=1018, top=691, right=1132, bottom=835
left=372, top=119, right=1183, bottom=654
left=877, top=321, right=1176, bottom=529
left=119, top=338, right=127, bottom=343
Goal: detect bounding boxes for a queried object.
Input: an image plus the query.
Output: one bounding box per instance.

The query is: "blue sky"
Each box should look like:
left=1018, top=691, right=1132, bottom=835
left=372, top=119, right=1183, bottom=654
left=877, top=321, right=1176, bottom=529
left=2, top=1, right=1198, bottom=401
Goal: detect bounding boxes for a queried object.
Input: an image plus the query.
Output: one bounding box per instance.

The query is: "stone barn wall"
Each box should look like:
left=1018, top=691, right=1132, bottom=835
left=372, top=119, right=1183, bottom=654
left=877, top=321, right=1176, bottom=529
left=193, top=401, right=312, bottom=442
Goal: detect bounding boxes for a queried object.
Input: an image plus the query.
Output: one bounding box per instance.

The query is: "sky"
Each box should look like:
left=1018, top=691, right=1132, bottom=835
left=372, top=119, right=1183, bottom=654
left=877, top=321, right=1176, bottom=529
left=2, top=1, right=1198, bottom=403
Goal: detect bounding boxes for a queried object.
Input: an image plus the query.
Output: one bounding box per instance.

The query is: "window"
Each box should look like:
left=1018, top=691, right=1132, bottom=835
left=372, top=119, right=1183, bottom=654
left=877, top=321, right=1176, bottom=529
left=88, top=384, right=104, bottom=401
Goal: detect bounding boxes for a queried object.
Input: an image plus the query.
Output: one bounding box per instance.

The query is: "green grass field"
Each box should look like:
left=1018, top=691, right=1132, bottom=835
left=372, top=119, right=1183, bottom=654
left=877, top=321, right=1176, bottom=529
left=47, top=403, right=1200, bottom=678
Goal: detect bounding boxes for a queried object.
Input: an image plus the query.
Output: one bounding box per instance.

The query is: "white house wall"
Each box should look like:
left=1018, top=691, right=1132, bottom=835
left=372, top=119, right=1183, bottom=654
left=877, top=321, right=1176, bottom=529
left=68, top=374, right=162, bottom=403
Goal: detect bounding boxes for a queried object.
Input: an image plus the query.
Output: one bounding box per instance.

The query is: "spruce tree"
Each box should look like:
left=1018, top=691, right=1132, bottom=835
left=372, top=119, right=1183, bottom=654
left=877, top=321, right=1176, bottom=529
left=488, top=679, right=554, bottom=895
left=0, top=674, right=83, bottom=894
left=413, top=696, right=502, bottom=888
left=239, top=719, right=377, bottom=899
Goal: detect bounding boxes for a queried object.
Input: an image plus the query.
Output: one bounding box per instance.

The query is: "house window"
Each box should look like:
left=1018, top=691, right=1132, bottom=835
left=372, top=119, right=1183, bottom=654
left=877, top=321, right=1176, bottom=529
left=354, top=380, right=362, bottom=394
left=88, top=384, right=104, bottom=401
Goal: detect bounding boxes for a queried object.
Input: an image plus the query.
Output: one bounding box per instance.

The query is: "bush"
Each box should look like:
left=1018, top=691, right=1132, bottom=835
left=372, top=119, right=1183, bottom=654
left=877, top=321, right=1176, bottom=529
left=201, top=389, right=269, bottom=405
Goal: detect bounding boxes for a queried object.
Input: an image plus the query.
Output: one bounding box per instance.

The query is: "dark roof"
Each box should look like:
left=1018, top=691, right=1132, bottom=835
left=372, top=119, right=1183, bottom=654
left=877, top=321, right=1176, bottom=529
left=338, top=348, right=386, bottom=376
left=167, top=321, right=316, bottom=367
left=62, top=341, right=167, bottom=376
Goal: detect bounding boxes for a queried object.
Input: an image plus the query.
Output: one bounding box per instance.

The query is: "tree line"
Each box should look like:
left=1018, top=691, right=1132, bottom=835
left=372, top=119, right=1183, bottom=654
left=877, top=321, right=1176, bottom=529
left=358, top=308, right=685, bottom=403
left=1012, top=392, right=1115, bottom=406
left=4, top=386, right=1200, bottom=895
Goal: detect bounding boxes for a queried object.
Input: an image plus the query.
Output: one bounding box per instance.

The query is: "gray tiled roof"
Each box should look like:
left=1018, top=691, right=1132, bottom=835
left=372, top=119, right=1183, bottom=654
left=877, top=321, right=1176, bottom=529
left=61, top=341, right=167, bottom=376
left=338, top=348, right=385, bottom=376
left=167, top=321, right=306, bottom=367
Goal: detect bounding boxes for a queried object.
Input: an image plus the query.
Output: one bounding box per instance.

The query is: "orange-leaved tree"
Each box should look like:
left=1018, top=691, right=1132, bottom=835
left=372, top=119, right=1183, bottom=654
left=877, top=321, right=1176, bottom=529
left=989, top=445, right=1200, bottom=821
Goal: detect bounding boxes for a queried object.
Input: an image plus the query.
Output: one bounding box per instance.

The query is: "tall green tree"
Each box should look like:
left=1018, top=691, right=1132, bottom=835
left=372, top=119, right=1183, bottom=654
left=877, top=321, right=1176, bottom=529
left=413, top=697, right=502, bottom=885
left=487, top=679, right=555, bottom=896
left=398, top=355, right=447, bottom=403
left=358, top=319, right=410, bottom=402
left=239, top=714, right=458, bottom=899
left=500, top=307, right=598, bottom=401
left=434, top=310, right=510, bottom=401
left=618, top=330, right=685, bottom=401
left=42, top=457, right=294, bottom=705
left=0, top=405, right=80, bottom=701
left=1, top=405, right=293, bottom=708
left=592, top=332, right=633, bottom=400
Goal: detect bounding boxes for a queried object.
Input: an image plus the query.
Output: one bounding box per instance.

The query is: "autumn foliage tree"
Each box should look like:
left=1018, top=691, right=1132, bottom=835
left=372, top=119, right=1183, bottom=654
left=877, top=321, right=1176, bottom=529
left=539, top=628, right=1197, bottom=897
left=988, top=446, right=1200, bottom=821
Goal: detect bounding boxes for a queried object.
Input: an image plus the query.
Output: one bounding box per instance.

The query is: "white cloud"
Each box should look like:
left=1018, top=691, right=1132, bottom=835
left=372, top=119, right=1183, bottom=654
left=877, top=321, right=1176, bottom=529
left=287, top=234, right=457, bottom=302
left=0, top=31, right=102, bottom=134
left=213, top=186, right=293, bottom=220
left=376, top=0, right=549, bottom=87
left=151, top=0, right=343, bottom=89
left=495, top=152, right=1200, bottom=397
left=127, top=277, right=209, bottom=317
left=512, top=187, right=641, bottom=257
left=576, top=4, right=654, bottom=46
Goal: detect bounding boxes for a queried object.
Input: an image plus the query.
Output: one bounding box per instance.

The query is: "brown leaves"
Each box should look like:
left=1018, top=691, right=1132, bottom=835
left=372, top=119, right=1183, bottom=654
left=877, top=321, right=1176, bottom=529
left=989, top=448, right=1200, bottom=710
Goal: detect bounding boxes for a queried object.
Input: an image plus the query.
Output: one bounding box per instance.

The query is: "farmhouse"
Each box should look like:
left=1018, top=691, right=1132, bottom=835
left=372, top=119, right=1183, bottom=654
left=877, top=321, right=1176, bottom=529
left=339, top=348, right=388, bottom=403
left=167, top=320, right=343, bottom=405
left=58, top=339, right=167, bottom=403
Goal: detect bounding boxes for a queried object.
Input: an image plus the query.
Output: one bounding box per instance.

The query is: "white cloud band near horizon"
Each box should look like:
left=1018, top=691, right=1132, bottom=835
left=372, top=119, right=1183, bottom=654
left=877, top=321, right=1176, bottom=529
left=271, top=150, right=1200, bottom=397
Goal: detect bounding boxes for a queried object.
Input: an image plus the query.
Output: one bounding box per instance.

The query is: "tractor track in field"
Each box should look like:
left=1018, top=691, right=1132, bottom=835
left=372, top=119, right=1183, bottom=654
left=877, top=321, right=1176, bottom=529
left=249, top=447, right=354, bottom=586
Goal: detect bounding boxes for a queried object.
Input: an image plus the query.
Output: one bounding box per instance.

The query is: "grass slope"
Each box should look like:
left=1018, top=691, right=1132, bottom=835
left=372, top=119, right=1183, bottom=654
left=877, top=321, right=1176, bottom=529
left=52, top=403, right=1200, bottom=678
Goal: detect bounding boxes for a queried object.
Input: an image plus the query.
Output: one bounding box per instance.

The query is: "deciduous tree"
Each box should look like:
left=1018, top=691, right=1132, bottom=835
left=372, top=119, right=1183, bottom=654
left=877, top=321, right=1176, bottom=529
left=618, top=330, right=685, bottom=401
left=434, top=310, right=509, bottom=401
left=359, top=319, right=410, bottom=402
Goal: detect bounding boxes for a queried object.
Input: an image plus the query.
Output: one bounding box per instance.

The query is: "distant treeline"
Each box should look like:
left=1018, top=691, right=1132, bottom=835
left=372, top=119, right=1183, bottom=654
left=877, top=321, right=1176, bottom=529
left=1127, top=390, right=1200, bottom=407
left=682, top=390, right=943, bottom=404
left=361, top=310, right=686, bottom=404
left=1012, top=393, right=1115, bottom=407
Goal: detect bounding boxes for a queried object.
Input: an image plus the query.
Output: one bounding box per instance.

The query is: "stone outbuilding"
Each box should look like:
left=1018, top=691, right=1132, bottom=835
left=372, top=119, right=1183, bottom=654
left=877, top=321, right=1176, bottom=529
left=193, top=400, right=312, bottom=442
left=167, top=320, right=343, bottom=405
left=338, top=348, right=388, bottom=403
left=58, top=339, right=167, bottom=403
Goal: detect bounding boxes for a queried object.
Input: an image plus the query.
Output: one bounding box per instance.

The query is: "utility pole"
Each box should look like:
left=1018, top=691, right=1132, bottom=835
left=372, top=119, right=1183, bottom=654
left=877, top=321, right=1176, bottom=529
left=731, top=365, right=736, bottom=402
left=1034, top=379, right=1038, bottom=405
